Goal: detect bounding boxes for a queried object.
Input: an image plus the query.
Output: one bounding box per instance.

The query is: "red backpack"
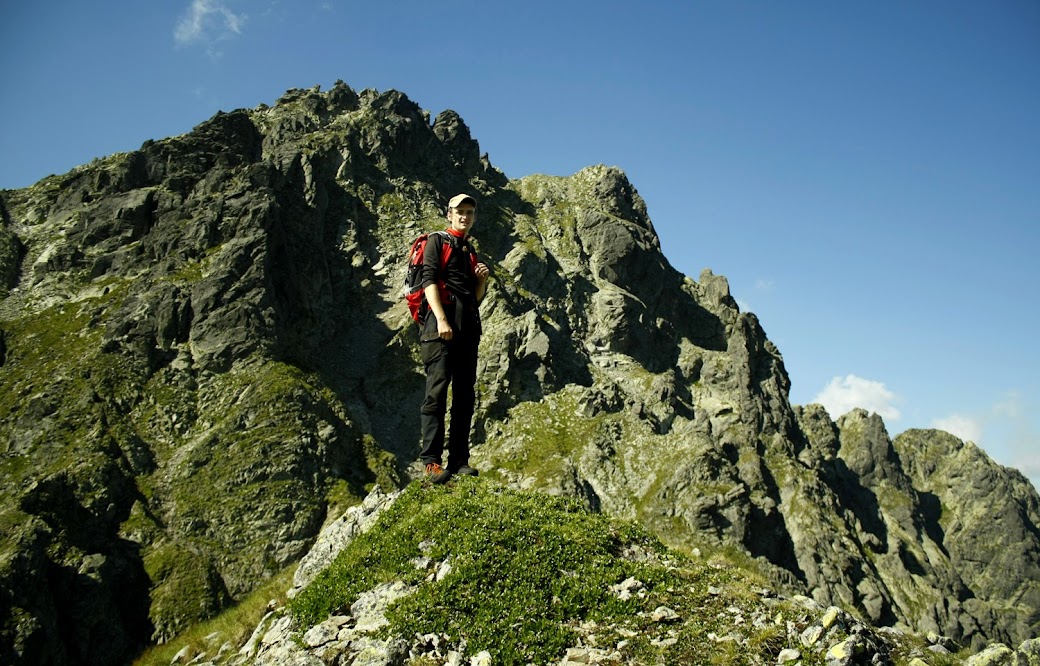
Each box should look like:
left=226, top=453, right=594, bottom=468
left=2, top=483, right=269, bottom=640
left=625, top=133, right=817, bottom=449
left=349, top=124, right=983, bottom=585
left=403, top=231, right=478, bottom=323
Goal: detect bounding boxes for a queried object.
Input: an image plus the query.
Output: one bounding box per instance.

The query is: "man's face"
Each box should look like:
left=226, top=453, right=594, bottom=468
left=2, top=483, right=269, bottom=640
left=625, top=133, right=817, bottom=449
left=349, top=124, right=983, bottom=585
left=448, top=203, right=477, bottom=234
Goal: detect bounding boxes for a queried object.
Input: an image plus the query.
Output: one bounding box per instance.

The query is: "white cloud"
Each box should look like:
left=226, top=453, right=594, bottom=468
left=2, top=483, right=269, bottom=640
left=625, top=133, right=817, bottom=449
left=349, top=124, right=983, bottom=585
left=930, top=413, right=982, bottom=443
left=754, top=278, right=774, bottom=292
left=989, top=393, right=1040, bottom=489
left=991, top=392, right=1022, bottom=419
left=1015, top=454, right=1040, bottom=478
left=175, top=0, right=246, bottom=46
left=812, top=374, right=901, bottom=421
left=1000, top=429, right=1040, bottom=492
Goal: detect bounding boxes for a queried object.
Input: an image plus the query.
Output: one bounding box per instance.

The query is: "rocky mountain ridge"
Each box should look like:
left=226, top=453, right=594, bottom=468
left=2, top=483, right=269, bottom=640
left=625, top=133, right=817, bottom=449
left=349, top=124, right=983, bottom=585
left=0, top=81, right=1037, bottom=665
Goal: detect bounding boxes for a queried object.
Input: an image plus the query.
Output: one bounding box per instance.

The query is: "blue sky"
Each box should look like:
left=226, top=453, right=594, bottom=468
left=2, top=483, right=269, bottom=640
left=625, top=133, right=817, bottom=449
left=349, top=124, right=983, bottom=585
left=2, top=1, right=1038, bottom=487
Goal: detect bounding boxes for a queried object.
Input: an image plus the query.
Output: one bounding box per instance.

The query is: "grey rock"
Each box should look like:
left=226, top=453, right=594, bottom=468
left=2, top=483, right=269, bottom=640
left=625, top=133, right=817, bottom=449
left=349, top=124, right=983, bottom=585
left=1017, top=638, right=1040, bottom=664
left=290, top=487, right=401, bottom=597
left=610, top=577, right=643, bottom=600
left=965, top=644, right=1015, bottom=666
left=349, top=637, right=409, bottom=666
left=562, top=646, right=592, bottom=664
left=248, top=615, right=323, bottom=666
left=351, top=581, right=414, bottom=633
left=777, top=648, right=801, bottom=663
left=301, top=621, right=339, bottom=648
left=801, top=625, right=825, bottom=647
left=470, top=651, right=493, bottom=666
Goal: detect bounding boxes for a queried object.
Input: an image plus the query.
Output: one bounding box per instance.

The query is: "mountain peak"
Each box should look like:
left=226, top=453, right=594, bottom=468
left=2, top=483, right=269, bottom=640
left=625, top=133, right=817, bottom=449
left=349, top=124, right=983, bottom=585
left=0, top=81, right=1036, bottom=665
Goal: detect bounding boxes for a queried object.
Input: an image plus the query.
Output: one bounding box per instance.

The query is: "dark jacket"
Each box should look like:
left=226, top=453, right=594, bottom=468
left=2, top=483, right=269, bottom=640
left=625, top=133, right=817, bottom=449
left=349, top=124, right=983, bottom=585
left=420, top=230, right=481, bottom=340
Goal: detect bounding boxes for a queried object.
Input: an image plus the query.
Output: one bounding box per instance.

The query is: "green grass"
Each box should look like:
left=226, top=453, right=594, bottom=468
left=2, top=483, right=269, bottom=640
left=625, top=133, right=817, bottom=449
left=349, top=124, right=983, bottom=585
left=290, top=478, right=650, bottom=663
left=288, top=478, right=844, bottom=666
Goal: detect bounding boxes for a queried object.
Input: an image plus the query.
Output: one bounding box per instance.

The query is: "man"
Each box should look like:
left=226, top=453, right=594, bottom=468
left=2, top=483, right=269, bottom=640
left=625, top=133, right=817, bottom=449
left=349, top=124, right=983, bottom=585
left=419, top=193, right=490, bottom=483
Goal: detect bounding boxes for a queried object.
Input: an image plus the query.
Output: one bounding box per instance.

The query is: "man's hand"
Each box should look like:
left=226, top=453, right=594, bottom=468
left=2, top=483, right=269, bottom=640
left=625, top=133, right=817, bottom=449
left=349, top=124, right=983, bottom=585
left=424, top=283, right=453, bottom=340
left=436, top=315, right=453, bottom=340
left=475, top=262, right=490, bottom=302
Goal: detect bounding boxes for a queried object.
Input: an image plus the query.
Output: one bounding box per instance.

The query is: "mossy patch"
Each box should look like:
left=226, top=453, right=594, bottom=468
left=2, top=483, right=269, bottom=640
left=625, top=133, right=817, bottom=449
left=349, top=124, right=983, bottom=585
left=0, top=286, right=143, bottom=482
left=361, top=433, right=400, bottom=492
left=481, top=387, right=608, bottom=478
left=144, top=542, right=232, bottom=642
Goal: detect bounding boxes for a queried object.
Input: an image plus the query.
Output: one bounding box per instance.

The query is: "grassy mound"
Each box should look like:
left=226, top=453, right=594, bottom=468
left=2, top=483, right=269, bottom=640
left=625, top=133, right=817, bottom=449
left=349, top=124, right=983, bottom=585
left=289, top=478, right=826, bottom=665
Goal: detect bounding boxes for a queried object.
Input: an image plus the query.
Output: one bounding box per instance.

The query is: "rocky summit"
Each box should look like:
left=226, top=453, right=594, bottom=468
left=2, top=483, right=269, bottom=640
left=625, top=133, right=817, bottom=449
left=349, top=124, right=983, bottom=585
left=0, top=81, right=1037, bottom=666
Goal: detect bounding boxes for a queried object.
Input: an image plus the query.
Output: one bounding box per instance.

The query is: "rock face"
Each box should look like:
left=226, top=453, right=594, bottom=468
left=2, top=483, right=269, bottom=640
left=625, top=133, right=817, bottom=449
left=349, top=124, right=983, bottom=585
left=0, top=81, right=1037, bottom=664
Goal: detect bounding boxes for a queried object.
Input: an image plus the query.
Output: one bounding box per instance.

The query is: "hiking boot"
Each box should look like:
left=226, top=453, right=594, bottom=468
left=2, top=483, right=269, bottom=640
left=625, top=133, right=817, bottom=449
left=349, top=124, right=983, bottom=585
left=453, top=465, right=479, bottom=477
left=425, top=462, right=451, bottom=484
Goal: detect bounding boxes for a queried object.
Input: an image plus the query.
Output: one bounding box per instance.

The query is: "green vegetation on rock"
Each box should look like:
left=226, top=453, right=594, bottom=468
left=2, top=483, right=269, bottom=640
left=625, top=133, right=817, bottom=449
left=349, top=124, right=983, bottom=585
left=289, top=478, right=855, bottom=666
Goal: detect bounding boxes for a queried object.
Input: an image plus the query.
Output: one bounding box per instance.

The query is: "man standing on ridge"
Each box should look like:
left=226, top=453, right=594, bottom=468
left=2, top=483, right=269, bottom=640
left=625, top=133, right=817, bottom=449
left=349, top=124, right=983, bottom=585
left=419, top=193, right=490, bottom=483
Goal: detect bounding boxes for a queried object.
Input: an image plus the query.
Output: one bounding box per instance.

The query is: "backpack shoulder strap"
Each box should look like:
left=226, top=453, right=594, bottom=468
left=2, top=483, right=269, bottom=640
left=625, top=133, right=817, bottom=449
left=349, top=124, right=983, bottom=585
left=432, top=231, right=478, bottom=274
left=431, top=231, right=453, bottom=269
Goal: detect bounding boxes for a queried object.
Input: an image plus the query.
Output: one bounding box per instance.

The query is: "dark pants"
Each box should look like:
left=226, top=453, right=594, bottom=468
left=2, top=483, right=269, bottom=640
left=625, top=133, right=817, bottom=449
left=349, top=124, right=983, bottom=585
left=419, top=332, right=478, bottom=471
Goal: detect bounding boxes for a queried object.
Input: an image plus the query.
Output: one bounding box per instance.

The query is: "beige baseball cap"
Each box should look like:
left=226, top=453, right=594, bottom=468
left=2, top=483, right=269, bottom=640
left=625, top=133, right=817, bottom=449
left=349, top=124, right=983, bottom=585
left=448, top=193, right=476, bottom=209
